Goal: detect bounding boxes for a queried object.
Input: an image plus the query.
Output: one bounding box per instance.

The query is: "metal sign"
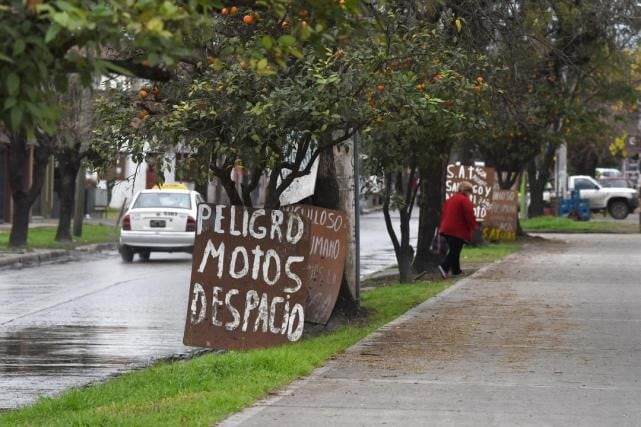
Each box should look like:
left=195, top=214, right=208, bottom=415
left=284, top=205, right=348, bottom=324
left=445, top=164, right=496, bottom=221
left=183, top=204, right=311, bottom=350
left=483, top=189, right=518, bottom=241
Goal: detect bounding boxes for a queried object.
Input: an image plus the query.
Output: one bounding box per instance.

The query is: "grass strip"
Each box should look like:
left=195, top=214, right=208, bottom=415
left=521, top=216, right=639, bottom=233
left=1, top=242, right=518, bottom=426
left=0, top=225, right=118, bottom=251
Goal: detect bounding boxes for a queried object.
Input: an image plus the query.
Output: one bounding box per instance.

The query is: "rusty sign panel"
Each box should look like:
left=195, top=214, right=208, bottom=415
left=482, top=189, right=518, bottom=241
left=284, top=205, right=348, bottom=325
left=183, top=205, right=311, bottom=350
left=445, top=164, right=496, bottom=221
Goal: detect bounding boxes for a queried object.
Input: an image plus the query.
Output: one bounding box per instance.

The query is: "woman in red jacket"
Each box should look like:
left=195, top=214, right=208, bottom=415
left=438, top=181, right=477, bottom=278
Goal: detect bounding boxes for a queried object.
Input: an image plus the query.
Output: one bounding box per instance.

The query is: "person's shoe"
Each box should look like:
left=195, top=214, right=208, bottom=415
left=437, top=265, right=448, bottom=279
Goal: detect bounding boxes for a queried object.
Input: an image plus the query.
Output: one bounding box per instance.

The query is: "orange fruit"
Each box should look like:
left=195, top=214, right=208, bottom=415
left=138, top=110, right=149, bottom=119
left=377, top=84, right=385, bottom=92
left=243, top=14, right=254, bottom=24
left=139, top=89, right=148, bottom=98
left=142, top=60, right=151, bottom=68
left=220, top=7, right=229, bottom=15
left=230, top=6, right=238, bottom=14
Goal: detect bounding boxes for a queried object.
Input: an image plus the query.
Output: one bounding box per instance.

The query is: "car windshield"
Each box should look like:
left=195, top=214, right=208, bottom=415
left=599, top=179, right=629, bottom=188
left=133, top=192, right=191, bottom=209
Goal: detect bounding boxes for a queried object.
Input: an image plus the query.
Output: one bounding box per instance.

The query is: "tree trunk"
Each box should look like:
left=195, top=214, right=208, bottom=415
left=397, top=206, right=414, bottom=283
left=55, top=153, right=81, bottom=242
left=380, top=168, right=417, bottom=284
left=73, top=164, right=85, bottom=237
left=527, top=140, right=557, bottom=218
left=311, top=149, right=360, bottom=317
left=309, top=148, right=339, bottom=209
left=413, top=158, right=446, bottom=273
left=7, top=132, right=52, bottom=247
left=10, top=193, right=31, bottom=248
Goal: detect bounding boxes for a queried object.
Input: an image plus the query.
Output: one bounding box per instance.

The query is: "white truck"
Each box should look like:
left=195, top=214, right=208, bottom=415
left=568, top=175, right=639, bottom=219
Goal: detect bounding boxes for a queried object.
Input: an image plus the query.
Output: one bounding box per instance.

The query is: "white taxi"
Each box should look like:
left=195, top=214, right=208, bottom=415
left=118, top=186, right=205, bottom=262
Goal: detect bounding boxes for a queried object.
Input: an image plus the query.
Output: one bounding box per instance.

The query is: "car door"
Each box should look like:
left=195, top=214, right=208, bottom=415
left=574, top=178, right=606, bottom=208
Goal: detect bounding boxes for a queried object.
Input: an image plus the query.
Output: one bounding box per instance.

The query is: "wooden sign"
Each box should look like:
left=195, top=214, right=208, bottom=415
left=445, top=164, right=496, bottom=221
left=483, top=189, right=518, bottom=241
left=183, top=205, right=311, bottom=350
left=284, top=205, right=348, bottom=325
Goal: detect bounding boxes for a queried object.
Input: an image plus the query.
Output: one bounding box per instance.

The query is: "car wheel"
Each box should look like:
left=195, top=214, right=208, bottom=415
left=139, top=251, right=151, bottom=262
left=608, top=200, right=629, bottom=220
left=120, top=245, right=134, bottom=263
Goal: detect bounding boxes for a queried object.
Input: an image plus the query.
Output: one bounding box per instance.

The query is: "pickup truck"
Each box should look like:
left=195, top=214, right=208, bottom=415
left=568, top=175, right=639, bottom=219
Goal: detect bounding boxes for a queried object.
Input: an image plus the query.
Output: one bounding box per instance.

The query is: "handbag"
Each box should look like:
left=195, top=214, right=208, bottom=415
left=429, top=227, right=448, bottom=256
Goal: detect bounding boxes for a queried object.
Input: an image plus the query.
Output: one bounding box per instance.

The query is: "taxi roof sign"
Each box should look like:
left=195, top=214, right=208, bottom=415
left=152, top=182, right=189, bottom=190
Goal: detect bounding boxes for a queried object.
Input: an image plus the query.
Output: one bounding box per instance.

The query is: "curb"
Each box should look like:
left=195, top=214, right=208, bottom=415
left=0, top=249, right=71, bottom=269
left=0, top=243, right=117, bottom=270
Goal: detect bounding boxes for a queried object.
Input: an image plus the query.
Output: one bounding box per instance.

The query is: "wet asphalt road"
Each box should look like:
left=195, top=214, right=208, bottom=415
left=0, top=210, right=417, bottom=410
left=0, top=253, right=196, bottom=410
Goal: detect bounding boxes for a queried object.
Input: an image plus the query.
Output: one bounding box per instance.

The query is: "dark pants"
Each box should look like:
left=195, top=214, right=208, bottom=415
left=440, top=234, right=465, bottom=275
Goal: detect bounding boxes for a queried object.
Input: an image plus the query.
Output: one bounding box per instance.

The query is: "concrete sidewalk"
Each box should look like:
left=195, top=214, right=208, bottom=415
left=221, top=234, right=641, bottom=426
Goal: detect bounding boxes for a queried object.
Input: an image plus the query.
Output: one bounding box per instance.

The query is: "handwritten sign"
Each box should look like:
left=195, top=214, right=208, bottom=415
left=183, top=205, right=311, bottom=350
left=284, top=205, right=348, bottom=324
left=483, top=189, right=518, bottom=241
left=445, top=164, right=496, bottom=221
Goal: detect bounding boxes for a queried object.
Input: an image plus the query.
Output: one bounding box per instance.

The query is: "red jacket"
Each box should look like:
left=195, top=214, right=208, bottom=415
left=439, top=192, right=477, bottom=242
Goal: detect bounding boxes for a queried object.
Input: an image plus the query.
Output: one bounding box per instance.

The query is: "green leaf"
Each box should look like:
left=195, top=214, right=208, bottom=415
left=52, top=11, right=71, bottom=28
left=257, top=58, right=268, bottom=71
left=13, top=39, right=25, bottom=56
left=4, top=97, right=16, bottom=110
left=45, top=23, right=62, bottom=44
left=10, top=105, right=23, bottom=131
left=261, top=36, right=273, bottom=50
left=288, top=46, right=304, bottom=60
left=219, top=46, right=234, bottom=57
left=0, top=53, right=14, bottom=63
left=278, top=35, right=296, bottom=47
left=6, top=73, right=19, bottom=96
left=25, top=102, right=43, bottom=117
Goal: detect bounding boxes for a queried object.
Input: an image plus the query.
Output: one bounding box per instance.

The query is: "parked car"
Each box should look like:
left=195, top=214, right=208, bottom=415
left=569, top=175, right=638, bottom=219
left=118, top=187, right=205, bottom=262
left=595, top=167, right=623, bottom=178
left=597, top=177, right=634, bottom=189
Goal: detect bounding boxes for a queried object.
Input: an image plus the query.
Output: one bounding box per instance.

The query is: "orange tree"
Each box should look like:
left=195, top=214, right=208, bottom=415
left=94, top=37, right=371, bottom=210
left=448, top=0, right=641, bottom=217
left=357, top=4, right=483, bottom=280
left=0, top=0, right=354, bottom=247
left=93, top=4, right=375, bottom=315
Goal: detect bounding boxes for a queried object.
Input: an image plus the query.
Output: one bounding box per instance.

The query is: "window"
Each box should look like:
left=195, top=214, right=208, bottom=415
left=133, top=193, right=192, bottom=209
left=574, top=179, right=596, bottom=190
